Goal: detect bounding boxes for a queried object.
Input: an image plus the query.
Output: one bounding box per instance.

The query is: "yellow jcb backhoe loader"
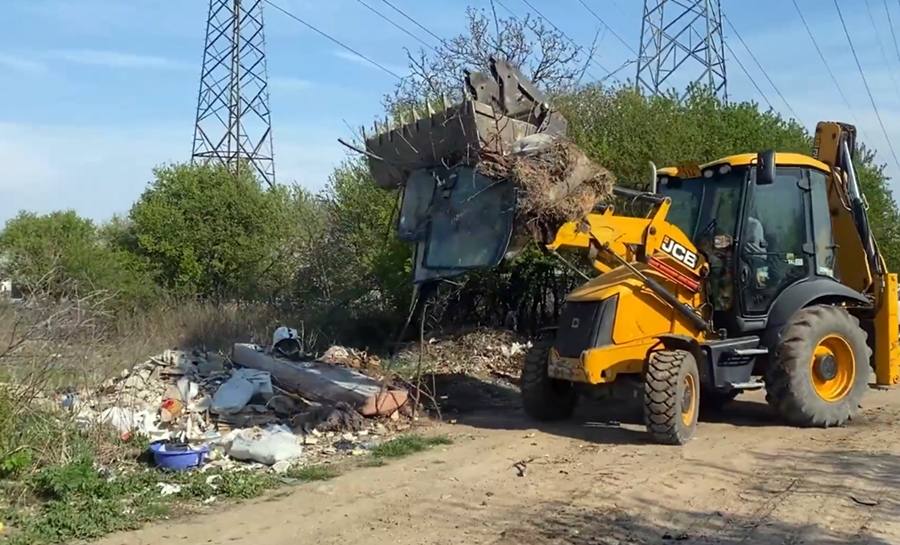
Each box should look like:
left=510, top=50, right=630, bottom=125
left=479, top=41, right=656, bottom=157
left=525, top=124, right=899, bottom=444
left=362, top=58, right=900, bottom=445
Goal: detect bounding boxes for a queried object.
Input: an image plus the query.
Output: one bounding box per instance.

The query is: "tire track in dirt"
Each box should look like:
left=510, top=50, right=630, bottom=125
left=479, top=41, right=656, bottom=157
left=491, top=397, right=900, bottom=545
left=95, top=392, right=900, bottom=545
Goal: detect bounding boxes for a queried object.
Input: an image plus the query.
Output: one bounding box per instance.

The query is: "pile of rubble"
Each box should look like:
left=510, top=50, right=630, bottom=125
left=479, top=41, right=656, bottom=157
left=62, top=331, right=412, bottom=473
left=393, top=328, right=531, bottom=383
left=57, top=326, right=533, bottom=473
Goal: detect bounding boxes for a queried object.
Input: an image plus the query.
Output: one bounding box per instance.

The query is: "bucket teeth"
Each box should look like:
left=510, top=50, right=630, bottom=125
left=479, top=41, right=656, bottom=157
left=441, top=93, right=449, bottom=109
left=426, top=101, right=435, bottom=116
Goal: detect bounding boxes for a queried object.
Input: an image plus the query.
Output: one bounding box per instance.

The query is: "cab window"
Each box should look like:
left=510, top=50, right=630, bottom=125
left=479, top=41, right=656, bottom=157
left=809, top=169, right=837, bottom=278
left=740, top=167, right=809, bottom=314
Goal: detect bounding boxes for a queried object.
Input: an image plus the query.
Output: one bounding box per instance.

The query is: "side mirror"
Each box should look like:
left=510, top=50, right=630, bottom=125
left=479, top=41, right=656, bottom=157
left=756, top=149, right=776, bottom=185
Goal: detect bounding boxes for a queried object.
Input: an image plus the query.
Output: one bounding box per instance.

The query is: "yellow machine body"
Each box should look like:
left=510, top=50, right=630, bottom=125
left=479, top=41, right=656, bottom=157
left=544, top=138, right=900, bottom=389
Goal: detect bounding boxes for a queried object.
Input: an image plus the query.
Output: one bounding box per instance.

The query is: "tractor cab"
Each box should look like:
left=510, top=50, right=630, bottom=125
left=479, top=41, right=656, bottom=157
left=656, top=152, right=839, bottom=333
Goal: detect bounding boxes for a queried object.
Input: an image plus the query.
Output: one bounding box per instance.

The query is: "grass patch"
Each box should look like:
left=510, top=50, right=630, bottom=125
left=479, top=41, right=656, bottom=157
left=283, top=465, right=340, bottom=482
left=369, top=434, right=453, bottom=459
left=0, top=384, right=342, bottom=545
left=1, top=458, right=341, bottom=545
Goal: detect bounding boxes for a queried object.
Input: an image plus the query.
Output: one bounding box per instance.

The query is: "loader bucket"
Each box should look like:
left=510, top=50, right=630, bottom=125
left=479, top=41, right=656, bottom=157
left=363, top=57, right=612, bottom=281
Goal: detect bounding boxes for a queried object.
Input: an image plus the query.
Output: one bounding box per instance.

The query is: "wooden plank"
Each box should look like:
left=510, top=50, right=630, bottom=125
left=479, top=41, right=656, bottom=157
left=231, top=343, right=407, bottom=417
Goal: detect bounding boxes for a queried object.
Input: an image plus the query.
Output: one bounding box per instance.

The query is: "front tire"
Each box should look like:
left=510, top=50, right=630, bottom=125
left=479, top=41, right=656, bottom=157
left=644, top=349, right=701, bottom=445
left=521, top=332, right=578, bottom=421
left=765, top=305, right=870, bottom=427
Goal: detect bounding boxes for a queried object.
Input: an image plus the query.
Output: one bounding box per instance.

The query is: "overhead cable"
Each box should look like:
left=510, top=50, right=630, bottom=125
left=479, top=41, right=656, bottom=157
left=791, top=0, right=866, bottom=137
left=864, top=0, right=900, bottom=105
left=352, top=0, right=437, bottom=53
left=723, top=14, right=799, bottom=120
left=834, top=0, right=900, bottom=170
left=495, top=0, right=611, bottom=82
left=377, top=0, right=447, bottom=45
left=264, top=0, right=404, bottom=80
left=724, top=42, right=774, bottom=111
left=885, top=0, right=900, bottom=67
left=573, top=0, right=638, bottom=55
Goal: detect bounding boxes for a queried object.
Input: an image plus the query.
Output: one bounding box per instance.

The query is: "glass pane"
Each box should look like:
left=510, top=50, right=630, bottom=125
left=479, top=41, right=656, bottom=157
left=397, top=169, right=436, bottom=242
left=423, top=167, right=516, bottom=270
left=741, top=167, right=809, bottom=314
left=658, top=180, right=703, bottom=238
left=658, top=167, right=746, bottom=312
left=809, top=169, right=837, bottom=278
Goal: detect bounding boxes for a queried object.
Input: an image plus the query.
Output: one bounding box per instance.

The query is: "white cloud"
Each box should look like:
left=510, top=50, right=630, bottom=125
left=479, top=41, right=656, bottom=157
left=0, top=122, right=348, bottom=224
left=332, top=50, right=406, bottom=78
left=0, top=53, right=47, bottom=74
left=269, top=76, right=314, bottom=91
left=49, top=49, right=192, bottom=71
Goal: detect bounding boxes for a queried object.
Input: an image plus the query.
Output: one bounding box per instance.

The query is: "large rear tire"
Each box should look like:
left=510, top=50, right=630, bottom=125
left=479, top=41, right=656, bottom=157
left=644, top=349, right=700, bottom=445
left=765, top=305, right=870, bottom=427
left=521, top=332, right=578, bottom=421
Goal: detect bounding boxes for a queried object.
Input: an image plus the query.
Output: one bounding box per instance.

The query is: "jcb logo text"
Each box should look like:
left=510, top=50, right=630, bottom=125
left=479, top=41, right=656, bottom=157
left=661, top=236, right=698, bottom=268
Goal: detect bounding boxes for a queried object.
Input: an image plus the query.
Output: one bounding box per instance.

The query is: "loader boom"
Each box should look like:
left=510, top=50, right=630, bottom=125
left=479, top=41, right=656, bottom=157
left=547, top=187, right=707, bottom=292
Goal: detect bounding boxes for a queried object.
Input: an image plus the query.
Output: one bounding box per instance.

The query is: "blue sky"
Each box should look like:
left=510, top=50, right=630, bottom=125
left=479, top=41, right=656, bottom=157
left=1, top=0, right=899, bottom=224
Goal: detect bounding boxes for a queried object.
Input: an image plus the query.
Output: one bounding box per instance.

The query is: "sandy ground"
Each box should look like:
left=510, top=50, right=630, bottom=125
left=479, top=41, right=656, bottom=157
left=96, top=385, right=900, bottom=545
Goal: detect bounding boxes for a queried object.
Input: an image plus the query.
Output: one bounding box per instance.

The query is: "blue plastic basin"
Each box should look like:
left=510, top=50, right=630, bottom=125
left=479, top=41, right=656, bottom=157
left=149, top=441, right=209, bottom=471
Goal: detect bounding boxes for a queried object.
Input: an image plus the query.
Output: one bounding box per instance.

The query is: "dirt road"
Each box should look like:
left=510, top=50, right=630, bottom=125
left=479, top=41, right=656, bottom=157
left=98, top=387, right=900, bottom=545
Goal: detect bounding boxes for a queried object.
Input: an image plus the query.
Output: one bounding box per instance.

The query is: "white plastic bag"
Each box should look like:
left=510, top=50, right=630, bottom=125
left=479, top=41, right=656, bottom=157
left=210, top=369, right=273, bottom=414
left=227, top=425, right=302, bottom=465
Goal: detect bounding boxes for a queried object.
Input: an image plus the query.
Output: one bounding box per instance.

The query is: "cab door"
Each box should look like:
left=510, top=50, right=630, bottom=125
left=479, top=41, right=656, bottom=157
left=737, top=167, right=814, bottom=316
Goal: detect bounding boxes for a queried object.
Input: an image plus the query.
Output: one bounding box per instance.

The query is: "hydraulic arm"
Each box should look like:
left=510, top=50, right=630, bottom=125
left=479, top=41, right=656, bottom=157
left=546, top=186, right=710, bottom=332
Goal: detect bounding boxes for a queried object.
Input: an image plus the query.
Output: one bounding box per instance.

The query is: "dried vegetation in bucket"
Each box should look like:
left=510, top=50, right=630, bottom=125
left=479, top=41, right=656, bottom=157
left=478, top=136, right=616, bottom=233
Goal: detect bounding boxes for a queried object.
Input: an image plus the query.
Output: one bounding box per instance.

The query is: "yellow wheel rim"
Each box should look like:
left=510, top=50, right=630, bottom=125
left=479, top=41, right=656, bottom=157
left=810, top=334, right=856, bottom=402
left=681, top=372, right=697, bottom=426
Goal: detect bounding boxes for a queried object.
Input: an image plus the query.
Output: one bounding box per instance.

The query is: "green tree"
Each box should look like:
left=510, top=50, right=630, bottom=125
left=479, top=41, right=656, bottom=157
left=0, top=210, right=155, bottom=305
left=127, top=162, right=295, bottom=300
left=293, top=159, right=413, bottom=344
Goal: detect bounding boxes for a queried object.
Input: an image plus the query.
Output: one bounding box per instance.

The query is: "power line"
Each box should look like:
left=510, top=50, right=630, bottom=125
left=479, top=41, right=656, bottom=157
left=833, top=0, right=900, bottom=170
left=722, top=14, right=799, bottom=120
left=865, top=0, right=900, bottom=105
left=377, top=0, right=446, bottom=45
left=792, top=0, right=872, bottom=144
left=724, top=42, right=774, bottom=111
left=263, top=0, right=404, bottom=80
left=790, top=0, right=866, bottom=137
left=573, top=0, right=637, bottom=55
left=498, top=0, right=613, bottom=82
left=885, top=0, right=900, bottom=67
left=352, top=0, right=437, bottom=53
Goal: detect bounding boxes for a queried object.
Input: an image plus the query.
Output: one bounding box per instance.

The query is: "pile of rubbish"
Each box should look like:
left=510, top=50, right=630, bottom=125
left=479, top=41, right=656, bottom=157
left=363, top=57, right=616, bottom=247
left=478, top=134, right=616, bottom=229
left=393, top=328, right=530, bottom=383
left=63, top=327, right=410, bottom=472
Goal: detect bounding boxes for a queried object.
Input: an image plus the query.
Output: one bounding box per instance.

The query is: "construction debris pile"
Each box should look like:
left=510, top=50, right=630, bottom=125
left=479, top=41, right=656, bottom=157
left=62, top=328, right=411, bottom=472
left=479, top=134, right=616, bottom=231
left=393, top=328, right=530, bottom=383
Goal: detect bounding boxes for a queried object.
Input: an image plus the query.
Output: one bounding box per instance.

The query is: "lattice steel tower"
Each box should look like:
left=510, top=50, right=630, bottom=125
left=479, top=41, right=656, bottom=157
left=635, top=0, right=727, bottom=101
left=192, top=0, right=276, bottom=186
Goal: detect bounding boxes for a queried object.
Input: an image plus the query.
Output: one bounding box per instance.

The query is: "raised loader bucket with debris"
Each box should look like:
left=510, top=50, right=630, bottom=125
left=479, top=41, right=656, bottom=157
left=364, top=57, right=615, bottom=282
